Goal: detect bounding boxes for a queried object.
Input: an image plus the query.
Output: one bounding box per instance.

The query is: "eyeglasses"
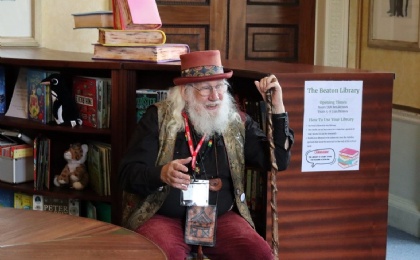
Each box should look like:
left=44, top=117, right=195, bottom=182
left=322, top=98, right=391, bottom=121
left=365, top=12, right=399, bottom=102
left=189, top=83, right=228, bottom=97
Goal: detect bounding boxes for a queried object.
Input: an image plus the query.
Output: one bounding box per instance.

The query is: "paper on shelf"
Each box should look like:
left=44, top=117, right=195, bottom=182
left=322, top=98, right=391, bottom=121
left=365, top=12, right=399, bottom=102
left=5, top=68, right=28, bottom=119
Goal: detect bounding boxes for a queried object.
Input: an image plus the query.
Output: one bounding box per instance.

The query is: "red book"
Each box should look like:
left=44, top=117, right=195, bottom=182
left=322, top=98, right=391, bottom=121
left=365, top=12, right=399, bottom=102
left=73, top=76, right=110, bottom=129
left=113, top=0, right=162, bottom=30
left=339, top=148, right=359, bottom=158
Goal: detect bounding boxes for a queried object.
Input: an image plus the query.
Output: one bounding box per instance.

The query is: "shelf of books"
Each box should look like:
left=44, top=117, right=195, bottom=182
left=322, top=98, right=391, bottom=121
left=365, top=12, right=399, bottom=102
left=0, top=48, right=119, bottom=224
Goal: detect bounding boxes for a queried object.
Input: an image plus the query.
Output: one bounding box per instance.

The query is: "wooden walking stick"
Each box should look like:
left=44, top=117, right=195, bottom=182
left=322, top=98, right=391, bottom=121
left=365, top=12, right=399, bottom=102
left=265, top=79, right=279, bottom=260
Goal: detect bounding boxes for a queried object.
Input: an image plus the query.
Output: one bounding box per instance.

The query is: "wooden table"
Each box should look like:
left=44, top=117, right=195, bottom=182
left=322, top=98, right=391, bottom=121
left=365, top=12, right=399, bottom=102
left=0, top=208, right=167, bottom=260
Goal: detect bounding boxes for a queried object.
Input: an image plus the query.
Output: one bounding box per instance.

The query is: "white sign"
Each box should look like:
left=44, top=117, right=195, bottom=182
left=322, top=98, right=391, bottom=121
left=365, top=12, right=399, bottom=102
left=301, top=81, right=363, bottom=172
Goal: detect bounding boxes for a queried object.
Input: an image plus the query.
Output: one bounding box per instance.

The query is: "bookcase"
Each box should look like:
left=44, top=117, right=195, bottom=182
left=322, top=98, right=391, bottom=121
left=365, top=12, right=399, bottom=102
left=0, top=47, right=394, bottom=259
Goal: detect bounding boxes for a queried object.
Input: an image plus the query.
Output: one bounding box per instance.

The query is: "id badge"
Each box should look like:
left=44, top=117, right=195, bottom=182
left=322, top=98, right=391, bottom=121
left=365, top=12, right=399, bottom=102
left=180, top=179, right=209, bottom=206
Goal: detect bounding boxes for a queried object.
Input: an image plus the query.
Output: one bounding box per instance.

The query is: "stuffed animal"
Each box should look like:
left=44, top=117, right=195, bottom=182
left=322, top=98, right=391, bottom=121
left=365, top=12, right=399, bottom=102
left=40, top=74, right=82, bottom=127
left=54, top=143, right=89, bottom=190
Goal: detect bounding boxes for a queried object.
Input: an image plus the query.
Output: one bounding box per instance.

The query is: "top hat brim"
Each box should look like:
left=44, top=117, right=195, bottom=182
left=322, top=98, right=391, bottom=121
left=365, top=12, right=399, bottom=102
left=173, top=70, right=233, bottom=86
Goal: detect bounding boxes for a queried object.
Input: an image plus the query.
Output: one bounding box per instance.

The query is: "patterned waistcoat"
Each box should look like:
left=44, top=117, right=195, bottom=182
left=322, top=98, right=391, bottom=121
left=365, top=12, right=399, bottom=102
left=121, top=100, right=255, bottom=230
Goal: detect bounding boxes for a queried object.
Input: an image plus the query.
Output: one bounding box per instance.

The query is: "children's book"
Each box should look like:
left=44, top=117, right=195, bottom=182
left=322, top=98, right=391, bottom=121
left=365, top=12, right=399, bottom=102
left=27, top=69, right=57, bottom=124
left=73, top=76, right=111, bottom=129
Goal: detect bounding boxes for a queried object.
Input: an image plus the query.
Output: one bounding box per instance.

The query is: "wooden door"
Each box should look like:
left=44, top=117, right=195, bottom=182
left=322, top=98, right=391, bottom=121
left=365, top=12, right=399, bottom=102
left=157, top=0, right=315, bottom=63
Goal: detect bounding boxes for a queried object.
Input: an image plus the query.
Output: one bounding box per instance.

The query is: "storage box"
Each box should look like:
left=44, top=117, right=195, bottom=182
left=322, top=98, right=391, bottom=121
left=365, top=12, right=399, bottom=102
left=0, top=156, right=33, bottom=184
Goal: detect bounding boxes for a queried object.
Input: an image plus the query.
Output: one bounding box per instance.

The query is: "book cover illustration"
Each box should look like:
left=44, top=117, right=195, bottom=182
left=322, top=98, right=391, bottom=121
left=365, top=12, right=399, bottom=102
left=33, top=195, right=80, bottom=216
left=14, top=192, right=32, bottom=210
left=27, top=69, right=56, bottom=124
left=136, top=89, right=167, bottom=122
left=338, top=147, right=360, bottom=169
left=73, top=76, right=110, bottom=128
left=136, top=89, right=157, bottom=122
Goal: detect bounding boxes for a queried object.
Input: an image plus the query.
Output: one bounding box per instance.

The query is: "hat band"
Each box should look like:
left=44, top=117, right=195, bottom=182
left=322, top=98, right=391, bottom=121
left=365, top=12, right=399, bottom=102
left=181, top=65, right=224, bottom=77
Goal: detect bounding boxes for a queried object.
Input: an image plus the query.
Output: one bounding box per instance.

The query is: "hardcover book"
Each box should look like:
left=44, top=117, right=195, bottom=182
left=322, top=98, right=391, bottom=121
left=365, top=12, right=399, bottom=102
left=92, top=43, right=190, bottom=62
left=98, top=28, right=166, bottom=46
left=27, top=69, right=56, bottom=124
left=113, top=0, right=162, bottom=30
left=135, top=89, right=168, bottom=122
left=9, top=144, right=33, bottom=159
left=14, top=192, right=32, bottom=210
left=72, top=11, right=113, bottom=29
left=87, top=141, right=111, bottom=196
left=33, top=136, right=51, bottom=191
left=0, top=188, right=14, bottom=208
left=33, top=195, right=80, bottom=216
left=0, top=66, right=5, bottom=114
left=87, top=142, right=105, bottom=196
left=136, top=89, right=158, bottom=123
left=73, top=76, right=111, bottom=129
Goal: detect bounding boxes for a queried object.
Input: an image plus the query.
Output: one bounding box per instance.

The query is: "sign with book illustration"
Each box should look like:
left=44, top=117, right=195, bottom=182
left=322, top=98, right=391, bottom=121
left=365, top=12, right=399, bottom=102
left=301, top=81, right=363, bottom=172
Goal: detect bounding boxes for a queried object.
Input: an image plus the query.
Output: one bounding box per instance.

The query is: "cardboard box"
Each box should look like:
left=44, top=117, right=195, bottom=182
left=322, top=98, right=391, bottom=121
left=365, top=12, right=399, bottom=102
left=0, top=155, right=33, bottom=184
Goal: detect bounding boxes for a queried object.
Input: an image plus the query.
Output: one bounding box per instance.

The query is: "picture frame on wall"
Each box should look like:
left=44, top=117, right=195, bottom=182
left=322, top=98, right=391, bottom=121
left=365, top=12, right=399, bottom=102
left=368, top=0, right=420, bottom=51
left=0, top=0, right=39, bottom=47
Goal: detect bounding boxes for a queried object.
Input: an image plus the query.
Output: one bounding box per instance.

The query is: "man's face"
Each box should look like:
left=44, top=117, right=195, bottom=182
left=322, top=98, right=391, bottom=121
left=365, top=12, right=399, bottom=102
left=185, top=80, right=227, bottom=116
left=183, top=79, right=231, bottom=137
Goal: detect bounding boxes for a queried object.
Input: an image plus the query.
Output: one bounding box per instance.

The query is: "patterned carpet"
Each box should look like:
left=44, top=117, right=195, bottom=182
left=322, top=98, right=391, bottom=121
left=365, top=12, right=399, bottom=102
left=386, top=226, right=420, bottom=260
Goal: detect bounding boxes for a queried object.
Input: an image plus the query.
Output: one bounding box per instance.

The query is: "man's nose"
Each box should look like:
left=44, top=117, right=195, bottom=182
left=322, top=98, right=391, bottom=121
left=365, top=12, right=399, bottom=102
left=208, top=88, right=220, bottom=100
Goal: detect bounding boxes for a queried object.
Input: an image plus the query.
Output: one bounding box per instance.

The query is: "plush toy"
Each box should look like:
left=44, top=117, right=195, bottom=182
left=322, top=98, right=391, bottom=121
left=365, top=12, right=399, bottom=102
left=40, top=73, right=82, bottom=127
left=54, top=143, right=89, bottom=190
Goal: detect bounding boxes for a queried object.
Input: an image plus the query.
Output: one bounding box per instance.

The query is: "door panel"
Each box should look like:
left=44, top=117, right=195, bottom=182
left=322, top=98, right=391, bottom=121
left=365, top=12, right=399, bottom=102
left=157, top=0, right=314, bottom=63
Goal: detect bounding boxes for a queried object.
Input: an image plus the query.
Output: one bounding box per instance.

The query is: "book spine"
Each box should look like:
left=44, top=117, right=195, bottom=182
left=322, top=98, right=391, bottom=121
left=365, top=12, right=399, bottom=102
left=0, top=66, right=5, bottom=114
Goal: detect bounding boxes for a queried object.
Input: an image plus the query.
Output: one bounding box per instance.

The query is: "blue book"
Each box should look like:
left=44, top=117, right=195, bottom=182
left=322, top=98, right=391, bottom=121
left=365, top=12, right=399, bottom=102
left=0, top=66, right=5, bottom=114
left=0, top=189, right=15, bottom=208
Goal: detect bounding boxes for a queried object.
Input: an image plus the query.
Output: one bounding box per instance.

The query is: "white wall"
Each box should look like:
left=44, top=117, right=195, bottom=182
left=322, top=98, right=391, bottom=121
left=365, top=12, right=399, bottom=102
left=39, top=0, right=111, bottom=53
left=388, top=109, right=420, bottom=237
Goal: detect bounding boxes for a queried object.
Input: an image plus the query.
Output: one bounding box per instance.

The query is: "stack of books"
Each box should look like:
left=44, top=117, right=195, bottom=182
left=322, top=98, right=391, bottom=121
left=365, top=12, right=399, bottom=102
left=92, top=0, right=189, bottom=62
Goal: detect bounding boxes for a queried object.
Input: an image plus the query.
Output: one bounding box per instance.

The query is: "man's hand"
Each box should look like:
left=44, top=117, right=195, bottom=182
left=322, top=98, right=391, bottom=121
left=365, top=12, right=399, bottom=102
left=160, top=157, right=192, bottom=190
left=254, top=74, right=285, bottom=114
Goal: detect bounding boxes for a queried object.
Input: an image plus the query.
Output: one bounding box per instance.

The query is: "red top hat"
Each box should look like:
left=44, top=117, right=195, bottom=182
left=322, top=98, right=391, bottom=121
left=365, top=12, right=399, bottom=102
left=173, top=50, right=233, bottom=85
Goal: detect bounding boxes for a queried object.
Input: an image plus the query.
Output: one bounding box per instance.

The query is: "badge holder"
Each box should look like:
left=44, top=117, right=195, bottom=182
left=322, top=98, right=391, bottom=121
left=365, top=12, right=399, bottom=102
left=180, top=179, right=209, bottom=206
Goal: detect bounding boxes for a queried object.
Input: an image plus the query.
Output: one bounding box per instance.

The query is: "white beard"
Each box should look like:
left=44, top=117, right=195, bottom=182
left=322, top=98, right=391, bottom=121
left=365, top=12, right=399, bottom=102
left=185, top=91, right=234, bottom=138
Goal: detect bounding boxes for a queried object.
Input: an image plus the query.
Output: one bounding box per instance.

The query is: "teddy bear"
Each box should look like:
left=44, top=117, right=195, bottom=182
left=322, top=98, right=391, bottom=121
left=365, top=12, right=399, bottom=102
left=54, top=143, right=89, bottom=190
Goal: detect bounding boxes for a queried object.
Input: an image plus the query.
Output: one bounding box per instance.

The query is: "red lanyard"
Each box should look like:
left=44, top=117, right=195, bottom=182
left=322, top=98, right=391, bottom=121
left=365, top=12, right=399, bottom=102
left=182, top=112, right=206, bottom=170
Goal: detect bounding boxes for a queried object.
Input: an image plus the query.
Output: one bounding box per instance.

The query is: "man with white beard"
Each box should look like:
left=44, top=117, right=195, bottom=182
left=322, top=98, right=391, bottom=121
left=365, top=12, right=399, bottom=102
left=119, top=50, right=294, bottom=260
